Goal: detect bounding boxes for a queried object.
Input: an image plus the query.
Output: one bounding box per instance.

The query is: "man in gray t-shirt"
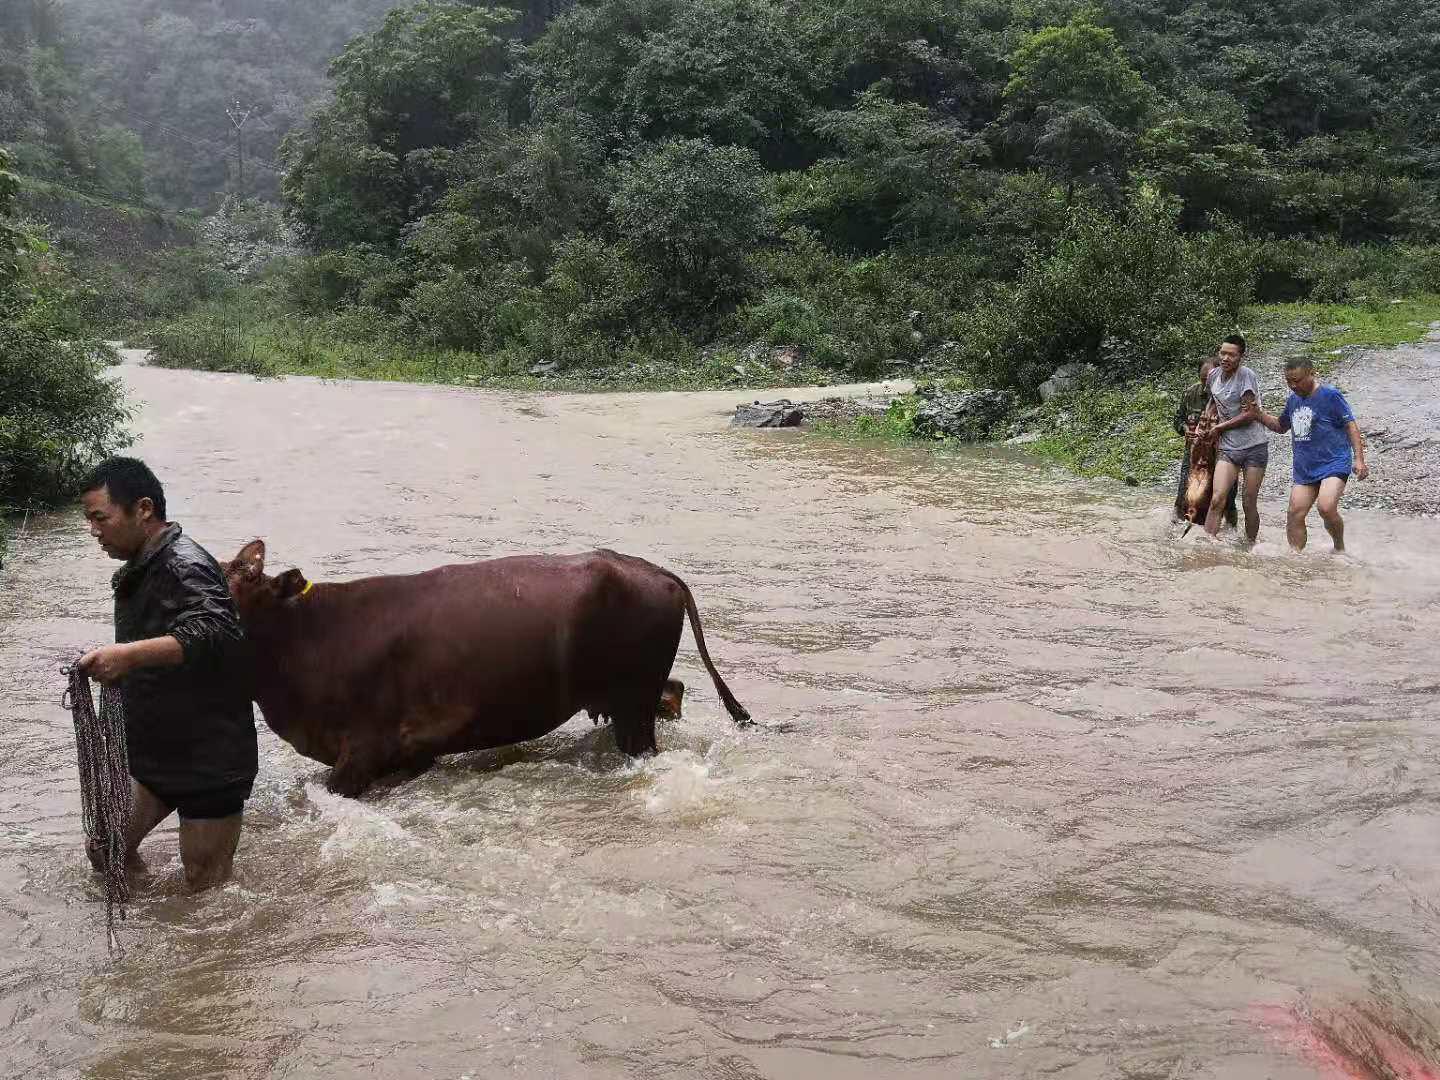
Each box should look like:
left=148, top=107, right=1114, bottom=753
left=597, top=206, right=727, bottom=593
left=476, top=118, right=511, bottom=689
left=1202, top=334, right=1269, bottom=542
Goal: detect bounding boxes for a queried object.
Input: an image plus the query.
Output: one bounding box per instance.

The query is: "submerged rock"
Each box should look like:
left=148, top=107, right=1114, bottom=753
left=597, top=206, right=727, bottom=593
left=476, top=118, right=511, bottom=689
left=731, top=400, right=804, bottom=428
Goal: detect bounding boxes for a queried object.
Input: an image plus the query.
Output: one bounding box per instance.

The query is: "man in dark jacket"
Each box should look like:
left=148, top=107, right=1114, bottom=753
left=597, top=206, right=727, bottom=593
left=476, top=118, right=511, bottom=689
left=78, top=457, right=257, bottom=891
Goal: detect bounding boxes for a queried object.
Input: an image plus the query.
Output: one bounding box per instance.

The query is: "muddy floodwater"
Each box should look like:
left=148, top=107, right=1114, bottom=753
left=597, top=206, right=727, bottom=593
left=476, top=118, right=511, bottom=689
left=3, top=362, right=1440, bottom=1079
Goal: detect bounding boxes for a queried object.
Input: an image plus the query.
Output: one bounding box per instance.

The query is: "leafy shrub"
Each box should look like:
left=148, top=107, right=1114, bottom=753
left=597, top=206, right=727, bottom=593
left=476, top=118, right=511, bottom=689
left=402, top=262, right=523, bottom=350
left=277, top=247, right=412, bottom=312
left=146, top=302, right=277, bottom=376
left=198, top=198, right=301, bottom=279
left=1245, top=237, right=1440, bottom=303
left=740, top=229, right=988, bottom=376
left=608, top=138, right=772, bottom=325
left=0, top=329, right=131, bottom=510
left=529, top=236, right=657, bottom=339
left=0, top=149, right=131, bottom=510
left=949, top=188, right=1250, bottom=393
left=62, top=246, right=235, bottom=330
left=1028, top=381, right=1184, bottom=482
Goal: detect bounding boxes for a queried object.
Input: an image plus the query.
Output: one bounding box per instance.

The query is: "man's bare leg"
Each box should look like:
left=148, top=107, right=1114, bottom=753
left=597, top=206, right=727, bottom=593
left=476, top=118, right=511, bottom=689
left=1315, top=475, right=1348, bottom=551
left=1205, top=458, right=1240, bottom=536
left=1240, top=464, right=1266, bottom=543
left=1287, top=483, right=1319, bottom=550
left=178, top=814, right=243, bottom=892
left=88, top=779, right=171, bottom=875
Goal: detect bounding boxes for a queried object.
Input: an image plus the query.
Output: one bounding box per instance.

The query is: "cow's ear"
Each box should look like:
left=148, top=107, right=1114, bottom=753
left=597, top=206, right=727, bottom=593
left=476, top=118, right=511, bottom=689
left=276, top=568, right=308, bottom=599
left=233, top=539, right=266, bottom=577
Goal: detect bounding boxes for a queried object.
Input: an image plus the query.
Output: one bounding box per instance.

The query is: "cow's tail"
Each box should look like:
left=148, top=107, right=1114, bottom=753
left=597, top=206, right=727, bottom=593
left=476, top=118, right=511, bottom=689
left=661, top=571, right=753, bottom=728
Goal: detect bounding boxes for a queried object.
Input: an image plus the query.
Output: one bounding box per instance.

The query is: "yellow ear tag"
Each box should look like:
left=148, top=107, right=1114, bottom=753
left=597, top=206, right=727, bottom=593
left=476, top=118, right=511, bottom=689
left=298, top=581, right=314, bottom=599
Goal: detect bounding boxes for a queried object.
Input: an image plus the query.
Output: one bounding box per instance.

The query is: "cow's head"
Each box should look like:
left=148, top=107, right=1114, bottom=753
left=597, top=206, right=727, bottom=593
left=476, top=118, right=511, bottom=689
left=658, top=679, right=685, bottom=721
left=224, top=540, right=310, bottom=621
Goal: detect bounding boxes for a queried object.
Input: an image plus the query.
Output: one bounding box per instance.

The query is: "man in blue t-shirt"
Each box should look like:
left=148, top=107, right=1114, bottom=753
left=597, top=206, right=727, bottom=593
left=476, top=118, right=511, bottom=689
left=1253, top=356, right=1369, bottom=551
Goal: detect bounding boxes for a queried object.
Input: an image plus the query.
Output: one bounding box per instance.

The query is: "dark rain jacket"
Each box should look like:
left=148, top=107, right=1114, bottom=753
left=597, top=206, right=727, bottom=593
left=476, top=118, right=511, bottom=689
left=1173, top=380, right=1212, bottom=437
left=112, top=523, right=257, bottom=793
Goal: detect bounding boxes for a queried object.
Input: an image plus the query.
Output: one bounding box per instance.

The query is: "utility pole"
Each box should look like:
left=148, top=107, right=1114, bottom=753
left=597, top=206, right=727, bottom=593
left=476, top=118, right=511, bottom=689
left=226, top=100, right=254, bottom=195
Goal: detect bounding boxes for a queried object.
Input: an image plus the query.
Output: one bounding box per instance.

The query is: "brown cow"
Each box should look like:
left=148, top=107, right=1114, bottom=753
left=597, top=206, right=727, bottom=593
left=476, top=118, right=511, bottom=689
left=223, top=542, right=751, bottom=797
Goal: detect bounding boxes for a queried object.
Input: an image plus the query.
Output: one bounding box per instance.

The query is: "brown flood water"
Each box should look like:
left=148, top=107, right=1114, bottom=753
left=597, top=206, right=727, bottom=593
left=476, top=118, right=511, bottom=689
left=3, top=363, right=1440, bottom=1079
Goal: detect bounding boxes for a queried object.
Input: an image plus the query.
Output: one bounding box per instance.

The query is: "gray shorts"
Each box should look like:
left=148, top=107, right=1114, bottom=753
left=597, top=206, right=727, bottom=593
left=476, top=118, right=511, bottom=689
left=1220, top=442, right=1269, bottom=469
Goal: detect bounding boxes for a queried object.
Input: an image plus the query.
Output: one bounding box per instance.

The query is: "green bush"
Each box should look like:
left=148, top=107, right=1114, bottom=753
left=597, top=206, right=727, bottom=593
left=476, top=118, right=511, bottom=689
left=146, top=301, right=277, bottom=377
left=739, top=229, right=988, bottom=376
left=0, top=148, right=131, bottom=511
left=401, top=263, right=520, bottom=350
left=1246, top=237, right=1440, bottom=304
left=528, top=237, right=657, bottom=339
left=61, top=246, right=234, bottom=330
left=278, top=247, right=411, bottom=312
left=949, top=188, right=1250, bottom=393
left=608, top=138, right=773, bottom=325
left=1028, top=381, right=1183, bottom=482
left=0, top=328, right=131, bottom=510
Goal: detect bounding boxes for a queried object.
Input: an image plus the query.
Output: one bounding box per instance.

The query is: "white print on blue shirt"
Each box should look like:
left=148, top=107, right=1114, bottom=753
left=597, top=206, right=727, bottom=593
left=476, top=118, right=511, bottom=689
left=1291, top=406, right=1314, bottom=441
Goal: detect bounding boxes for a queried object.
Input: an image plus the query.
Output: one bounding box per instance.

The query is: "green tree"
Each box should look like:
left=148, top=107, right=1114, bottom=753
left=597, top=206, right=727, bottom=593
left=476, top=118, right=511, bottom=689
left=408, top=116, right=612, bottom=274
left=282, top=1, right=514, bottom=247
left=780, top=87, right=976, bottom=251
left=999, top=11, right=1151, bottom=197
left=90, top=125, right=147, bottom=203
left=1137, top=90, right=1270, bottom=229
left=791, top=0, right=1011, bottom=123
left=327, top=1, right=514, bottom=155
left=955, top=186, right=1249, bottom=392
left=529, top=0, right=817, bottom=164
left=608, top=137, right=771, bottom=321
left=0, top=148, right=130, bottom=513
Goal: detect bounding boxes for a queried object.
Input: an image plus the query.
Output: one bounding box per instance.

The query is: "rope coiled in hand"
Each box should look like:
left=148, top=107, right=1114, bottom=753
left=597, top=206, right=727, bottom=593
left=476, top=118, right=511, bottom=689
left=64, top=662, right=132, bottom=952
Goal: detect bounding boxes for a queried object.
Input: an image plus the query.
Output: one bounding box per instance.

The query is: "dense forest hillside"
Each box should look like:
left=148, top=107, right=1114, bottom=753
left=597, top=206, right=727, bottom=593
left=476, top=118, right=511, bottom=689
left=0, top=0, right=581, bottom=209
left=258, top=0, right=1440, bottom=389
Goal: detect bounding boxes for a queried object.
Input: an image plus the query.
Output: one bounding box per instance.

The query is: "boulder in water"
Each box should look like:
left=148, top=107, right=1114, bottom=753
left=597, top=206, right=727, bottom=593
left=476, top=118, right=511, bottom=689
left=731, top=400, right=804, bottom=428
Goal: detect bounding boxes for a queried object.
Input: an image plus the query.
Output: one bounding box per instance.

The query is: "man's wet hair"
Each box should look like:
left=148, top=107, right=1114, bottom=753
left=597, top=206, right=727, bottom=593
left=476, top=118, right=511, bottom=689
left=1198, top=357, right=1215, bottom=376
left=1222, top=333, right=1247, bottom=355
left=82, top=457, right=167, bottom=520
left=1285, top=356, right=1316, bottom=372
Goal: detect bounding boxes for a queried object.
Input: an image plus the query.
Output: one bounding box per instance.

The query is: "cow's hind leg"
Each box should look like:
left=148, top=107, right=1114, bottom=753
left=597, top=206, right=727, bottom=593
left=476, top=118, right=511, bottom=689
left=612, top=704, right=658, bottom=757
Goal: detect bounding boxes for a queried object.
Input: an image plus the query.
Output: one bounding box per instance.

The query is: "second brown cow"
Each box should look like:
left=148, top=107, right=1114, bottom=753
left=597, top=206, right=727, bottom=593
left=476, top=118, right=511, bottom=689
left=223, top=542, right=751, bottom=797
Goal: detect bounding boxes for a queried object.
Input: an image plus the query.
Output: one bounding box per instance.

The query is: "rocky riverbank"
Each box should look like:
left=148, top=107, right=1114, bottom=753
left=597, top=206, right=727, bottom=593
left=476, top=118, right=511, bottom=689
left=743, top=314, right=1439, bottom=517
left=1326, top=324, right=1440, bottom=515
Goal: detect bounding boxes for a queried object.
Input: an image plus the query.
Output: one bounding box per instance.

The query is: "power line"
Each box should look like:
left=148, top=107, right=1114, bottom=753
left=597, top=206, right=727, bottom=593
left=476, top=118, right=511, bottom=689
left=107, top=104, right=286, bottom=174
left=227, top=99, right=256, bottom=190
left=93, top=100, right=286, bottom=175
